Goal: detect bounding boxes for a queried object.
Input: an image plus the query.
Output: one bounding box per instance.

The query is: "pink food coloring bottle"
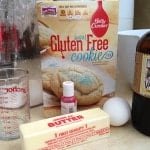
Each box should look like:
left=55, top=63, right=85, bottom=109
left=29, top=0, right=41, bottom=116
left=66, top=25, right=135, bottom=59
left=61, top=81, right=77, bottom=115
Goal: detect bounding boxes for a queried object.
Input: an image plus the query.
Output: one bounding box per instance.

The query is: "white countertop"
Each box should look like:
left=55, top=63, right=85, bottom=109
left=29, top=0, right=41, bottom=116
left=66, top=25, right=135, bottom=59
left=0, top=70, right=150, bottom=150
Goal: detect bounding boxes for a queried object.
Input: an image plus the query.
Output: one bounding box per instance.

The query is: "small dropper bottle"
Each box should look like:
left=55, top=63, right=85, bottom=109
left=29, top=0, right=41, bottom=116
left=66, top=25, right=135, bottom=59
left=61, top=81, right=77, bottom=115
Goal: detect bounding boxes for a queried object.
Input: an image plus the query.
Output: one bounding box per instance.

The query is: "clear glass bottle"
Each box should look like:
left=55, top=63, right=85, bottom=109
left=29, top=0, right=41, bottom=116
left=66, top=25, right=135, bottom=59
left=14, top=0, right=43, bottom=107
left=0, top=0, right=43, bottom=107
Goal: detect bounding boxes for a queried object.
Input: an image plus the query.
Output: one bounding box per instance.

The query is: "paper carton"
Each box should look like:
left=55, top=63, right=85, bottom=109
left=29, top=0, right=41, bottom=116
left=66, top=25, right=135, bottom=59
left=36, top=0, right=119, bottom=117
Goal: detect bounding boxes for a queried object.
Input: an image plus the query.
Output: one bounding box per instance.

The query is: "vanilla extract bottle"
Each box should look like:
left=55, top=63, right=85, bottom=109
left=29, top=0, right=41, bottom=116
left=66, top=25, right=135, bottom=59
left=132, top=31, right=150, bottom=136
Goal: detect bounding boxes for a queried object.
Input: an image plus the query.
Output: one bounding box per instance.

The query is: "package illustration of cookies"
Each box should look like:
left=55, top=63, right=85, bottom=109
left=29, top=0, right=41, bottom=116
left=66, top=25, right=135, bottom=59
left=36, top=0, right=119, bottom=117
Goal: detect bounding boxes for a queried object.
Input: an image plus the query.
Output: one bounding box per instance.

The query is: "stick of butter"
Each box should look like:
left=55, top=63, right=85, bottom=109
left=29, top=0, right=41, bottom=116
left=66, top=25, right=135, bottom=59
left=19, top=108, right=110, bottom=150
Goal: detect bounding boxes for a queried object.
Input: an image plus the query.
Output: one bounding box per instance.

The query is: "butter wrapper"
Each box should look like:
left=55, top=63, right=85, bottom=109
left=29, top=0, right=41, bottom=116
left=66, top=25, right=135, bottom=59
left=19, top=108, right=110, bottom=150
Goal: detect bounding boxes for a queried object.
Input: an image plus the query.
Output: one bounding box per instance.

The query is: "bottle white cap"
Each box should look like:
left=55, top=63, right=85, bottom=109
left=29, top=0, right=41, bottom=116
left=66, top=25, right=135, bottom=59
left=63, top=81, right=74, bottom=97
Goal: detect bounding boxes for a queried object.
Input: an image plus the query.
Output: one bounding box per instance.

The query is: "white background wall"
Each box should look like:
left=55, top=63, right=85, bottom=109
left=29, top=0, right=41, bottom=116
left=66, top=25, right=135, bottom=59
left=118, top=0, right=134, bottom=31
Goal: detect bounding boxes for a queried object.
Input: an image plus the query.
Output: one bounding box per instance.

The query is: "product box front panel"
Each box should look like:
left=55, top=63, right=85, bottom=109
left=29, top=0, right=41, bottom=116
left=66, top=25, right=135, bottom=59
left=36, top=0, right=119, bottom=117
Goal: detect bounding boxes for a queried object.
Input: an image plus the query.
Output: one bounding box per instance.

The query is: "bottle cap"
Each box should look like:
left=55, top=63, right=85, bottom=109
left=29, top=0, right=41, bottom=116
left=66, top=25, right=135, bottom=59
left=63, top=81, right=74, bottom=97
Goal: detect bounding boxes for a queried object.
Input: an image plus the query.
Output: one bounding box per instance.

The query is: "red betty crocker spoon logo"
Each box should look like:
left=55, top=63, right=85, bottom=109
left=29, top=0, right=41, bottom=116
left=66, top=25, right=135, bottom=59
left=90, top=0, right=109, bottom=38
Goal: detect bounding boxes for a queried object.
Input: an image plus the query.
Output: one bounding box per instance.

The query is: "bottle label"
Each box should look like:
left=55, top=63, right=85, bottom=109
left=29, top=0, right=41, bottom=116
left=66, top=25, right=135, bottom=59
left=61, top=101, right=77, bottom=115
left=133, top=52, right=150, bottom=97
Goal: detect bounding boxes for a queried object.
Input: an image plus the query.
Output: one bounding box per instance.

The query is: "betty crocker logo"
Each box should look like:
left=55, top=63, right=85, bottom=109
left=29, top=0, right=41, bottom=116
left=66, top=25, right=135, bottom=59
left=90, top=0, right=109, bottom=37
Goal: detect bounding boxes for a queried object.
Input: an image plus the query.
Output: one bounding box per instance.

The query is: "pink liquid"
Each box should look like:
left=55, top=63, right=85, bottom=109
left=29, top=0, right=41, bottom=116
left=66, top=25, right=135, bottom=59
left=61, top=96, right=77, bottom=115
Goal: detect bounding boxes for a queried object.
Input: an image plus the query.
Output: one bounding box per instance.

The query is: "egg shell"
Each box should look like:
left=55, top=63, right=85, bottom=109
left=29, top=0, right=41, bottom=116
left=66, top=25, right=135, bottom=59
left=103, top=97, right=131, bottom=126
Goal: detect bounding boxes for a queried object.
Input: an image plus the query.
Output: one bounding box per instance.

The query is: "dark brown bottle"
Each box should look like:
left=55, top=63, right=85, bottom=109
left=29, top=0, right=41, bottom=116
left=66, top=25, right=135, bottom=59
left=132, top=31, right=150, bottom=136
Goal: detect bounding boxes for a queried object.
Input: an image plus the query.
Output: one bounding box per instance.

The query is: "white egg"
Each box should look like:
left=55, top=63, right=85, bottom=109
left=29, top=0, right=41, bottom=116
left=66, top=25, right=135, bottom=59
left=103, top=97, right=131, bottom=126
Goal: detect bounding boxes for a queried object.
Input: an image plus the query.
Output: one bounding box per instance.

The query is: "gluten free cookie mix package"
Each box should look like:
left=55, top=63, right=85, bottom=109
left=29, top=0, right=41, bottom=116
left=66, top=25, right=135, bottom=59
left=36, top=0, right=119, bottom=117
